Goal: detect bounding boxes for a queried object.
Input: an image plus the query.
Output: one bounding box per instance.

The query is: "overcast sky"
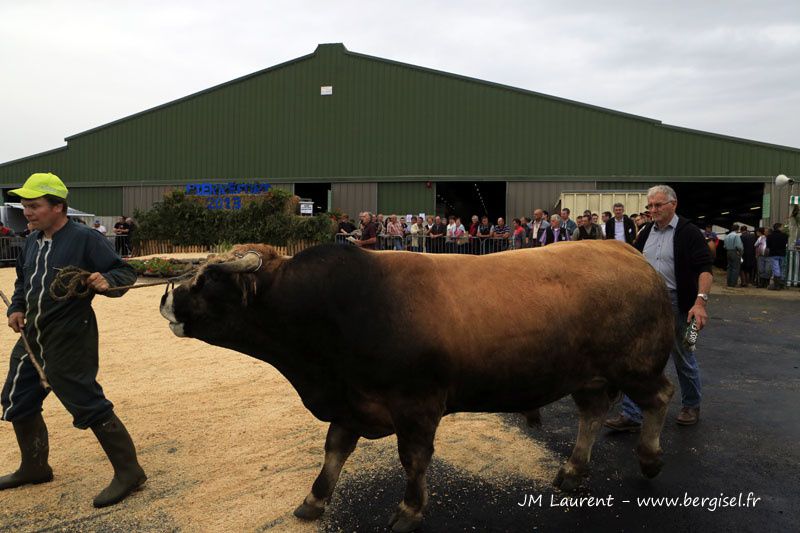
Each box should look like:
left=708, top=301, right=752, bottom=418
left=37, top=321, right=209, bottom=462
left=2, top=0, right=799, bottom=163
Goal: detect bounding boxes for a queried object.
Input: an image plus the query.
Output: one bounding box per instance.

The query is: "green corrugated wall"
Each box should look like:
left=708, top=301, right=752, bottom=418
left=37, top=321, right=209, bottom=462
left=2, top=43, right=799, bottom=190
left=67, top=187, right=123, bottom=216
left=377, top=182, right=435, bottom=215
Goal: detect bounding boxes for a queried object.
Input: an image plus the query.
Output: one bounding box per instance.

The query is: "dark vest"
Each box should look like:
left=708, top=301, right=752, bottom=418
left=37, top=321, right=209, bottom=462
left=578, top=225, right=601, bottom=240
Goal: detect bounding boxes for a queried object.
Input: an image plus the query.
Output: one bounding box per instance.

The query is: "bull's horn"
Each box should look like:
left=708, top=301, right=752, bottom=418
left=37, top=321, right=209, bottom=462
left=211, top=251, right=263, bottom=273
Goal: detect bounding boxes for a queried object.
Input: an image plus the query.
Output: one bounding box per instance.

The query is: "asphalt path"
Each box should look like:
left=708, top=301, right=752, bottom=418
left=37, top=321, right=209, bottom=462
left=318, top=292, right=799, bottom=532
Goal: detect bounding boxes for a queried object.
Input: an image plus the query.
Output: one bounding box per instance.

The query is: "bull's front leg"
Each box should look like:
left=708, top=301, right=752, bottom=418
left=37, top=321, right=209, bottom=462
left=294, top=422, right=359, bottom=521
left=388, top=400, right=444, bottom=533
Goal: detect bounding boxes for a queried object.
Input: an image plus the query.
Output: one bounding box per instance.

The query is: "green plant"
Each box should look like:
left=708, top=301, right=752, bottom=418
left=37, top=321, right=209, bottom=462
left=127, top=259, right=147, bottom=275
left=127, top=257, right=189, bottom=277
left=133, top=189, right=335, bottom=247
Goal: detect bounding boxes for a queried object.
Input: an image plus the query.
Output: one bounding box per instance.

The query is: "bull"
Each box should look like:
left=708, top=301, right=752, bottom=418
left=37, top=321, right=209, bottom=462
left=160, top=240, right=674, bottom=532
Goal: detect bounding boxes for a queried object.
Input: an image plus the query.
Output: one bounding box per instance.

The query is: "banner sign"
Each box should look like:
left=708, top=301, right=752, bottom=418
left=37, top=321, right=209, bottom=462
left=185, top=182, right=271, bottom=196
left=185, top=182, right=271, bottom=210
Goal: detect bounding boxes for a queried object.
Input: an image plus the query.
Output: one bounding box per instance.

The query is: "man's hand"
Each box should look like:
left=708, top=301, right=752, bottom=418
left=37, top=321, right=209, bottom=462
left=8, top=311, right=25, bottom=333
left=687, top=302, right=709, bottom=331
left=85, top=272, right=110, bottom=293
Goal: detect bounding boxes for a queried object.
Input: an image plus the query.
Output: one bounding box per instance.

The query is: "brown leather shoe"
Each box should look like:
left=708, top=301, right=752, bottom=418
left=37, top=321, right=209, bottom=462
left=676, top=407, right=700, bottom=426
left=604, top=414, right=641, bottom=432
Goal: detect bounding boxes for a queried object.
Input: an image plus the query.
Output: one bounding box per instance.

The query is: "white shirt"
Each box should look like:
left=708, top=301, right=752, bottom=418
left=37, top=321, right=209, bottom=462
left=93, top=225, right=107, bottom=234
left=613, top=217, right=625, bottom=242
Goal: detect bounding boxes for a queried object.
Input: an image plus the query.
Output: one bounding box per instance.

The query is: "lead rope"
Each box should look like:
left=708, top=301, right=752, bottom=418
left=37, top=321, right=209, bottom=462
left=48, top=266, right=196, bottom=301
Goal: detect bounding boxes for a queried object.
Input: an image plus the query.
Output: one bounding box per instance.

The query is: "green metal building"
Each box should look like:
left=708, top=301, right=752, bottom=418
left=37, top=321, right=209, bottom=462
left=1, top=43, right=798, bottom=226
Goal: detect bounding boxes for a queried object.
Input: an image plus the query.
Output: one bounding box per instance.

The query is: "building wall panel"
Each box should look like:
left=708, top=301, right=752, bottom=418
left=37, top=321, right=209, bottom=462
left=122, top=185, right=176, bottom=216
left=506, top=181, right=595, bottom=219
left=377, top=182, right=434, bottom=216
left=765, top=182, right=795, bottom=227
left=68, top=187, right=123, bottom=216
left=560, top=191, right=649, bottom=218
left=331, top=182, right=377, bottom=217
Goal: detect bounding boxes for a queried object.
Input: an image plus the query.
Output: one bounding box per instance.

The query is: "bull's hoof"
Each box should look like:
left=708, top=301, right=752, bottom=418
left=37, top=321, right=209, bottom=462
left=636, top=446, right=664, bottom=479
left=639, top=457, right=664, bottom=479
left=388, top=506, right=423, bottom=533
left=293, top=501, right=325, bottom=521
left=552, top=465, right=585, bottom=492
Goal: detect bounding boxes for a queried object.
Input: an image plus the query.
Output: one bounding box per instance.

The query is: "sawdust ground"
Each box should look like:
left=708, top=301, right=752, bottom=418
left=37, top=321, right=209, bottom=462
left=0, top=258, right=559, bottom=532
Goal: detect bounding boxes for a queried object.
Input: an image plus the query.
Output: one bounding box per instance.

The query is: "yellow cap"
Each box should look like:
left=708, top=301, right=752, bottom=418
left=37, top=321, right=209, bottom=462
left=9, top=173, right=69, bottom=199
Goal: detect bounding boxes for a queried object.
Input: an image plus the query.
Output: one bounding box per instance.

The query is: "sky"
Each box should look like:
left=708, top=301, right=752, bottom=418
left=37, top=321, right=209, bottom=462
left=2, top=0, right=799, bottom=163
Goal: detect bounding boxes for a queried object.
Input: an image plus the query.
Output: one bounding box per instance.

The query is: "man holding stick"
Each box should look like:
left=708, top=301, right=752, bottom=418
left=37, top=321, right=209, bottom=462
left=0, top=173, right=146, bottom=507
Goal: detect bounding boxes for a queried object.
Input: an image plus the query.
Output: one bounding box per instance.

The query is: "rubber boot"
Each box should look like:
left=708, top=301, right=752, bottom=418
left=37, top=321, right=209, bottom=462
left=0, top=413, right=53, bottom=490
left=90, top=412, right=147, bottom=508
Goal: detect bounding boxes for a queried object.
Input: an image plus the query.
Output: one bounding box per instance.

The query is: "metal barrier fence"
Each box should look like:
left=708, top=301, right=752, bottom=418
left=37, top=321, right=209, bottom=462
left=0, top=237, right=26, bottom=265
left=334, top=233, right=531, bottom=254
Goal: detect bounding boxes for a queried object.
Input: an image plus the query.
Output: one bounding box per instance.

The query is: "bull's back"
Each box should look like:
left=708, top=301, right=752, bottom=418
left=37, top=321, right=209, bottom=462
left=373, top=241, right=674, bottom=411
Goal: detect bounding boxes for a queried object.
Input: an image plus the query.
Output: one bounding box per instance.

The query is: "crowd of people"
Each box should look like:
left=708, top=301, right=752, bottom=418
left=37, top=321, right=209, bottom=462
left=706, top=222, right=790, bottom=291
left=81, top=216, right=137, bottom=257
left=337, top=204, right=651, bottom=253
left=336, top=203, right=793, bottom=289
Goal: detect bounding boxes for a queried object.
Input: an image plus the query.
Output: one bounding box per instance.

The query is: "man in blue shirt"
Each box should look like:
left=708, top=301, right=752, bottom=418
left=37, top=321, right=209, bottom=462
left=723, top=226, right=744, bottom=287
left=606, top=185, right=713, bottom=430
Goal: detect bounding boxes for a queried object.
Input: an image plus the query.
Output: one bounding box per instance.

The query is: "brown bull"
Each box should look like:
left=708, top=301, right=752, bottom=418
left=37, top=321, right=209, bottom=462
left=160, top=240, right=674, bottom=532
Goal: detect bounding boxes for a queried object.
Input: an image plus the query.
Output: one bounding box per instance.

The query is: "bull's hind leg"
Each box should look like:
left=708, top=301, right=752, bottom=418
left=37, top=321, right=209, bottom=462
left=388, top=401, right=443, bottom=533
left=553, top=382, right=611, bottom=492
left=294, top=422, right=359, bottom=521
left=632, top=374, right=674, bottom=479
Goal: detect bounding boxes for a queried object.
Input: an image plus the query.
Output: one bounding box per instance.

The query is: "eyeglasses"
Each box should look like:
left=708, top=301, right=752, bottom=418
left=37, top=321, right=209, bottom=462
left=646, top=201, right=675, bottom=210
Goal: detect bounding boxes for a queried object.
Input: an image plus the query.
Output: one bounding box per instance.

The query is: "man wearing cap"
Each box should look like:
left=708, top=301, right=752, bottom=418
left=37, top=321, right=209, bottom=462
left=93, top=219, right=107, bottom=234
left=0, top=173, right=146, bottom=507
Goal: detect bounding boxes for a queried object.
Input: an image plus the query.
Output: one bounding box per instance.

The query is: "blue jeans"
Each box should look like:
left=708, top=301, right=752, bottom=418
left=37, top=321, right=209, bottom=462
left=771, top=256, right=785, bottom=278
left=621, top=291, right=702, bottom=423
left=757, top=256, right=771, bottom=278
left=726, top=251, right=741, bottom=286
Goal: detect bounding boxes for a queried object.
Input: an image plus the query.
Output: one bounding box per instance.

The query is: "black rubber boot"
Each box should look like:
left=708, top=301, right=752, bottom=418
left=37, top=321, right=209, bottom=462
left=90, top=413, right=147, bottom=508
left=0, top=413, right=53, bottom=490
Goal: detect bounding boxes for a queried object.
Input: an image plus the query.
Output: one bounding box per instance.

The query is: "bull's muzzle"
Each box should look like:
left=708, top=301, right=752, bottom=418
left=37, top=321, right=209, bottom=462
left=160, top=290, right=186, bottom=337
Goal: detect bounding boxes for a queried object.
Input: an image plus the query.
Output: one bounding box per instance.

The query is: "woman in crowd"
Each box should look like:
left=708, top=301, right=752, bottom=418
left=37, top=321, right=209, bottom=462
left=385, top=214, right=405, bottom=250
left=512, top=218, right=526, bottom=249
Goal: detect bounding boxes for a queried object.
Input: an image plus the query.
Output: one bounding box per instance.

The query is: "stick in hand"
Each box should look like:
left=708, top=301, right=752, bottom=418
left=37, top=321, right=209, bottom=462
left=0, top=290, right=50, bottom=391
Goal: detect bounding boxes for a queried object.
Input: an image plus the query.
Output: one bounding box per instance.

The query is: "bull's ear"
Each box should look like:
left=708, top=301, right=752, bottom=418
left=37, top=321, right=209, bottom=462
left=210, top=251, right=262, bottom=274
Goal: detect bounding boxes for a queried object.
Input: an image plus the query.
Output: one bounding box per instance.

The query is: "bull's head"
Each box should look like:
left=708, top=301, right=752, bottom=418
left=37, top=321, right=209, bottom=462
left=159, top=244, right=282, bottom=346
